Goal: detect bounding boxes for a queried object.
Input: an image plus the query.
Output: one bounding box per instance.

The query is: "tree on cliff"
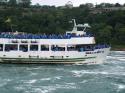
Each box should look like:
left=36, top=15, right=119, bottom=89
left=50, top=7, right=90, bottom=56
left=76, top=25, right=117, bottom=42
left=8, top=0, right=17, bottom=6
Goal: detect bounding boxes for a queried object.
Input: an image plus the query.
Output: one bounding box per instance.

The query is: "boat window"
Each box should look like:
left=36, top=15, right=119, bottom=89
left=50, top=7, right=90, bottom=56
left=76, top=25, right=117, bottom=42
left=76, top=45, right=94, bottom=52
left=5, top=44, right=18, bottom=51
left=41, top=45, right=49, bottom=51
left=75, top=45, right=85, bottom=52
left=19, top=45, right=28, bottom=52
left=67, top=45, right=77, bottom=51
left=31, top=41, right=37, bottom=43
left=30, top=45, right=38, bottom=51
left=11, top=40, right=18, bottom=43
left=84, top=45, right=94, bottom=51
left=77, top=27, right=84, bottom=31
left=21, top=40, right=28, bottom=43
left=51, top=45, right=65, bottom=51
left=0, top=44, right=3, bottom=51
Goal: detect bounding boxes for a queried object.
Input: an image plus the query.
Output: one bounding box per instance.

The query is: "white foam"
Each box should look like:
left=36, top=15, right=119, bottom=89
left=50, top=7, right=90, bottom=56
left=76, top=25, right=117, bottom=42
left=14, top=86, right=25, bottom=91
left=115, top=51, right=125, bottom=53
left=30, top=73, right=38, bottom=76
left=24, top=79, right=37, bottom=84
left=26, top=67, right=41, bottom=71
left=72, top=70, right=108, bottom=75
left=65, top=82, right=76, bottom=85
left=118, top=84, right=125, bottom=89
left=56, top=68, right=64, bottom=71
left=55, top=84, right=77, bottom=89
left=34, top=88, right=49, bottom=93
left=0, top=79, right=12, bottom=87
left=0, top=82, right=7, bottom=87
left=40, top=76, right=62, bottom=81
left=39, top=84, right=77, bottom=90
left=107, top=56, right=116, bottom=59
left=112, top=51, right=125, bottom=54
left=71, top=70, right=125, bottom=77
left=118, top=58, right=125, bottom=61
left=40, top=78, right=51, bottom=81
left=80, top=80, right=88, bottom=83
left=34, top=86, right=56, bottom=93
left=107, top=55, right=125, bottom=60
left=113, top=83, right=125, bottom=92
left=54, top=76, right=62, bottom=80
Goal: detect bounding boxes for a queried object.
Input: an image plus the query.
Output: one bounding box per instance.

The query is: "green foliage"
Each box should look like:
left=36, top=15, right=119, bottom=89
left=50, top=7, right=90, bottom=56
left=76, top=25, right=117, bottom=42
left=98, top=25, right=112, bottom=43
left=8, top=0, right=17, bottom=6
left=18, top=0, right=31, bottom=7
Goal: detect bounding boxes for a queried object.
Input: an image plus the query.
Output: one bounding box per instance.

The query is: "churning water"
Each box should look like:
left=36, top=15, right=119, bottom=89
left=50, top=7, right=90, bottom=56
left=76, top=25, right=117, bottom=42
left=0, top=51, right=125, bottom=93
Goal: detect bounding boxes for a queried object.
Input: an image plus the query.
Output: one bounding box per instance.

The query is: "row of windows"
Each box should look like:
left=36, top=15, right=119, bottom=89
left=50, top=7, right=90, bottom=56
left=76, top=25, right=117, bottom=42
left=1, top=44, right=49, bottom=52
left=0, top=44, right=94, bottom=52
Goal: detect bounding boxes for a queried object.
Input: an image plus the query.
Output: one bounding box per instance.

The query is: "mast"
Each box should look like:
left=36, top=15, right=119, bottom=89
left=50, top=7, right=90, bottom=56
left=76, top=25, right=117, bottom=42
left=72, top=19, right=77, bottom=32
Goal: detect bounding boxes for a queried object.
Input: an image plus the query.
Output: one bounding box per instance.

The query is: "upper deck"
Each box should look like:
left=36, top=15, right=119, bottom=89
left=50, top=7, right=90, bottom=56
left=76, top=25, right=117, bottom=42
left=0, top=19, right=95, bottom=45
left=0, top=34, right=95, bottom=45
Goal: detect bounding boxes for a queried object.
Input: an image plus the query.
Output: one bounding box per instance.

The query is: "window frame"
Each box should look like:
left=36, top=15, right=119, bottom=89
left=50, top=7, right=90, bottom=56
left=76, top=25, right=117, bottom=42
left=30, top=44, right=39, bottom=51
left=5, top=44, right=18, bottom=52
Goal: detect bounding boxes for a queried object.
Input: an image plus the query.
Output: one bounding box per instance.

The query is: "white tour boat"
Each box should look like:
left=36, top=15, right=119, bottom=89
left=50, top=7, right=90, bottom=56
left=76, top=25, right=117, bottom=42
left=0, top=19, right=110, bottom=64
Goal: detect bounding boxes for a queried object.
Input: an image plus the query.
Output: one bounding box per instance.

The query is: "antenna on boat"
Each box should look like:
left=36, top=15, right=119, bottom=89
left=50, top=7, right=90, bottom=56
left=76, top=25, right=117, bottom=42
left=72, top=19, right=76, bottom=26
left=72, top=19, right=77, bottom=31
left=68, top=19, right=91, bottom=35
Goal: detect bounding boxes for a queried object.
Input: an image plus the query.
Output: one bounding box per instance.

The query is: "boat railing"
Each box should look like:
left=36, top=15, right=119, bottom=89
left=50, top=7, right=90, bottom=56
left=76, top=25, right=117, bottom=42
left=0, top=33, right=93, bottom=39
left=94, top=44, right=110, bottom=49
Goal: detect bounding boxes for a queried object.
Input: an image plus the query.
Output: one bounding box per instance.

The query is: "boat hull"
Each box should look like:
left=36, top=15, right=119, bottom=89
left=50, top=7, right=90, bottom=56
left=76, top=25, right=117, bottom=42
left=0, top=48, right=110, bottom=64
left=0, top=57, right=95, bottom=64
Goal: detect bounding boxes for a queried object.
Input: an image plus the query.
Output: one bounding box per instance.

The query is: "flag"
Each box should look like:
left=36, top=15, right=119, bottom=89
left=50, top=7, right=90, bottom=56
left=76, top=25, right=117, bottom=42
left=5, top=18, right=11, bottom=23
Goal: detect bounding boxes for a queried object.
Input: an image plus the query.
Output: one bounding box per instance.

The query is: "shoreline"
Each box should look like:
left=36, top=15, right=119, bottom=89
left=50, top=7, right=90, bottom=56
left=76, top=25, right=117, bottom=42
left=111, top=45, right=125, bottom=51
left=111, top=49, right=125, bottom=51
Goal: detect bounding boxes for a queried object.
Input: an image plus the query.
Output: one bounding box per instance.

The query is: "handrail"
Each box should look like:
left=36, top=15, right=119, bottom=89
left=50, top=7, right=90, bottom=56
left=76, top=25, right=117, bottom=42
left=0, top=33, right=93, bottom=39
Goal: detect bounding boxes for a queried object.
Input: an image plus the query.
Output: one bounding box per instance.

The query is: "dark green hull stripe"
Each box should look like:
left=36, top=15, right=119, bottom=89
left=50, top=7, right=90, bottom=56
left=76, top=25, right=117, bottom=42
left=0, top=57, right=96, bottom=63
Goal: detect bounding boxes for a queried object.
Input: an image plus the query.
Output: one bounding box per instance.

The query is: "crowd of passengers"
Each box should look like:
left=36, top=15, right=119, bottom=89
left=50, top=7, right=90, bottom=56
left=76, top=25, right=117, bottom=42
left=0, top=32, right=93, bottom=39
left=0, top=44, right=110, bottom=52
left=77, top=44, right=110, bottom=52
left=50, top=44, right=110, bottom=52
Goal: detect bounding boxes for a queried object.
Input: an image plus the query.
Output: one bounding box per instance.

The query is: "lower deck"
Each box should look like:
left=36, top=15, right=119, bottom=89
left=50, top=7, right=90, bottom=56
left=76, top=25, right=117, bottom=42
left=0, top=47, right=110, bottom=64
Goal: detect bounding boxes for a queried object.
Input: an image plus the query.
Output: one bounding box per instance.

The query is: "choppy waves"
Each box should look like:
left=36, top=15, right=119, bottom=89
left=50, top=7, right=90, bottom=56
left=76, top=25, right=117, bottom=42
left=0, top=51, right=125, bottom=93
